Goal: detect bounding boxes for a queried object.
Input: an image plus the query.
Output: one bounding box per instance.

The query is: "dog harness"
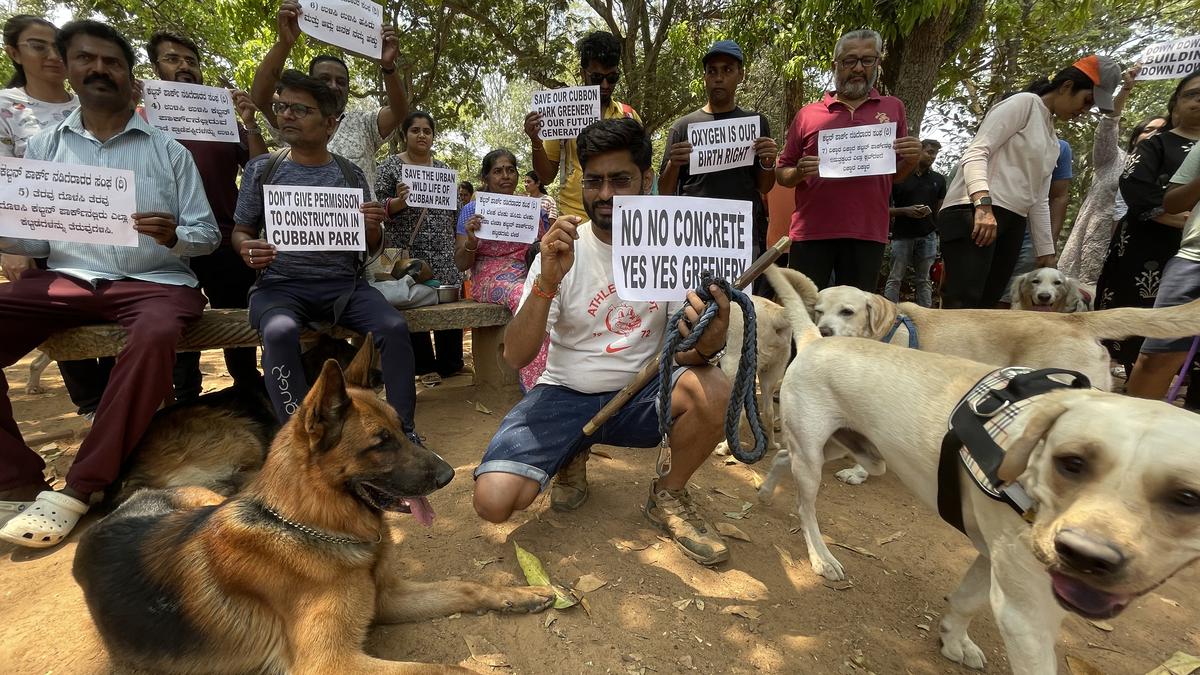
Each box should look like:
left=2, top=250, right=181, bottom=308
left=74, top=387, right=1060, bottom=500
left=882, top=314, right=919, bottom=348
left=936, top=366, right=1091, bottom=535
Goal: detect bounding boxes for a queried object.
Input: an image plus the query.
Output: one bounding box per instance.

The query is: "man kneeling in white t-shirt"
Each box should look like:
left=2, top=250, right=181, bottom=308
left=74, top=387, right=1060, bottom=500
left=472, top=118, right=734, bottom=566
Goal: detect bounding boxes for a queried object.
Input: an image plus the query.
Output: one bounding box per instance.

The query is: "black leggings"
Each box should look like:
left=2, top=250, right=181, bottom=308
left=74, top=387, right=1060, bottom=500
left=938, top=204, right=1027, bottom=309
left=787, top=238, right=886, bottom=291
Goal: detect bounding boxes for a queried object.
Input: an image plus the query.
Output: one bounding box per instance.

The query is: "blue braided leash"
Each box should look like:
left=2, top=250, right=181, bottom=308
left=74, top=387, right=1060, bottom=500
left=656, top=274, right=768, bottom=465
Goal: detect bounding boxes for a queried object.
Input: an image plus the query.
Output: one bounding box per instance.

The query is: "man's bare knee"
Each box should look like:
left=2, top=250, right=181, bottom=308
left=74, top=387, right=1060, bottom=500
left=473, top=473, right=540, bottom=523
left=674, top=367, right=732, bottom=420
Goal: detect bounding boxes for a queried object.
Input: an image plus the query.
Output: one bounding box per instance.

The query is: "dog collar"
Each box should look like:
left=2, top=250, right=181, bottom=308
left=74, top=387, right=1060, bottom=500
left=261, top=503, right=382, bottom=546
left=881, top=314, right=919, bottom=349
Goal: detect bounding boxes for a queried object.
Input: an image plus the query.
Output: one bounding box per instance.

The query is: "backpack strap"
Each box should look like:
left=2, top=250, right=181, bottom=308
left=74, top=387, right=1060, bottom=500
left=331, top=153, right=364, bottom=192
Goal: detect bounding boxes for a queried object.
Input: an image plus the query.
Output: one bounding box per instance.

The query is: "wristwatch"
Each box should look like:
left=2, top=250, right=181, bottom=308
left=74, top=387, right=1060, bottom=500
left=972, top=196, right=993, bottom=208
left=698, top=345, right=726, bottom=366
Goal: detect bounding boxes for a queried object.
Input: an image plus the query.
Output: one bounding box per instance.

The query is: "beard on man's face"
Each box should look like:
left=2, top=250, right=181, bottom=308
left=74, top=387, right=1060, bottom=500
left=585, top=196, right=613, bottom=230
left=837, top=70, right=876, bottom=99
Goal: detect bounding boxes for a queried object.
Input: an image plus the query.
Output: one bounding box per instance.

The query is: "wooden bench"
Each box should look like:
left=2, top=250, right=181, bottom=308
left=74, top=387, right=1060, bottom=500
left=37, top=300, right=517, bottom=389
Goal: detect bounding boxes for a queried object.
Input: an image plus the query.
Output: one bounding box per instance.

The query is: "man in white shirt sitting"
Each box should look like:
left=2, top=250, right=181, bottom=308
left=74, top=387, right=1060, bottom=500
left=472, top=118, right=734, bottom=566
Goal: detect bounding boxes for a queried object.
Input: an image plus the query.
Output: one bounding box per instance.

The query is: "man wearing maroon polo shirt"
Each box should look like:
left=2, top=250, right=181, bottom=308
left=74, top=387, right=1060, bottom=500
left=776, top=29, right=921, bottom=290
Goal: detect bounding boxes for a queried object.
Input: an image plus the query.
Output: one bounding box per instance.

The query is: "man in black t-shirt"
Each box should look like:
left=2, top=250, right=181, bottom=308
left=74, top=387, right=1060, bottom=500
left=885, top=139, right=946, bottom=307
left=657, top=40, right=778, bottom=258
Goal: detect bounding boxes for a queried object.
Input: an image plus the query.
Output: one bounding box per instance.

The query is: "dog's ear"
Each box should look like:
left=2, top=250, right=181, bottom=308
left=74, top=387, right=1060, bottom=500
left=1009, top=275, right=1028, bottom=309
left=865, top=293, right=897, bottom=339
left=301, top=359, right=351, bottom=454
left=996, top=397, right=1070, bottom=482
left=1061, top=278, right=1084, bottom=313
left=344, top=333, right=380, bottom=389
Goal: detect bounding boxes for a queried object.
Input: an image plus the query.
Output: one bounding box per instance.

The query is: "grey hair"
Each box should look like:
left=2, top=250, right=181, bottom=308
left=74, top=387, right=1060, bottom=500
left=834, top=29, right=883, bottom=59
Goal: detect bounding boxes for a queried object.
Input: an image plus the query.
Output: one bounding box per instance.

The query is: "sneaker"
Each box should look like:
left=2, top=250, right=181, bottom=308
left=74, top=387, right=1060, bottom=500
left=644, top=482, right=729, bottom=566
left=550, top=451, right=589, bottom=511
left=405, top=430, right=427, bottom=448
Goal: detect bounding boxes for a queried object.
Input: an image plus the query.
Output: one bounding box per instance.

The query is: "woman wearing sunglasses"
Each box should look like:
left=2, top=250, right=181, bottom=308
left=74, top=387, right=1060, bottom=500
left=1, top=15, right=78, bottom=281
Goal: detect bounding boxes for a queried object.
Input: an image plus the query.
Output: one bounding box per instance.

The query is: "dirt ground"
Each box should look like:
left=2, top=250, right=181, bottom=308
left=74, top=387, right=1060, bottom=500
left=1, top=349, right=1197, bottom=675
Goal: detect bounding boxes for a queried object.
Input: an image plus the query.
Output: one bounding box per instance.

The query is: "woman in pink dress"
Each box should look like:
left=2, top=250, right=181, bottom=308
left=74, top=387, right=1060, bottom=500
left=455, top=149, right=550, bottom=391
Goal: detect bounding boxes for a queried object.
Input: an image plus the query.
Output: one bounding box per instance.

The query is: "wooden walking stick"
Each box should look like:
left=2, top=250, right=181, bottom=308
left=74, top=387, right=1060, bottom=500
left=582, top=236, right=791, bottom=436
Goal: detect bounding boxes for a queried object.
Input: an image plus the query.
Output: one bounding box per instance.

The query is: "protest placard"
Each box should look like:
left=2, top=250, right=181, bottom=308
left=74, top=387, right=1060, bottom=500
left=401, top=164, right=458, bottom=211
left=1136, top=35, right=1200, bottom=81
left=299, top=0, right=382, bottom=60
left=0, top=157, right=137, bottom=247
left=531, top=86, right=602, bottom=141
left=475, top=192, right=542, bottom=244
left=264, top=184, right=365, bottom=251
left=612, top=195, right=752, bottom=302
left=142, top=80, right=241, bottom=143
left=687, top=116, right=760, bottom=175
left=818, top=122, right=897, bottom=178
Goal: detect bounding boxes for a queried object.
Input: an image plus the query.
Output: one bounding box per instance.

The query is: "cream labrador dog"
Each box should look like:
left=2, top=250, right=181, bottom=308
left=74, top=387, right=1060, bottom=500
left=1010, top=268, right=1094, bottom=313
left=716, top=295, right=792, bottom=455
left=759, top=266, right=1200, bottom=674
left=800, top=277, right=1200, bottom=484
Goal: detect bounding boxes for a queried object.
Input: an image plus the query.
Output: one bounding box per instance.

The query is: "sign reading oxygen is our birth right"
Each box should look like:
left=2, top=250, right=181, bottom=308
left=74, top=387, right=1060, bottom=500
left=687, top=116, right=761, bottom=175
left=612, top=195, right=752, bottom=302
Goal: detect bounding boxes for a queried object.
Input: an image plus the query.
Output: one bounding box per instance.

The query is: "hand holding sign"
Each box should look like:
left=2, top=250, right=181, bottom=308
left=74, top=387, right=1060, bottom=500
left=240, top=238, right=277, bottom=269
left=539, top=215, right=582, bottom=286
left=666, top=140, right=692, bottom=167
left=277, top=0, right=303, bottom=46
left=753, top=136, right=778, bottom=168
left=132, top=212, right=179, bottom=248
left=893, top=136, right=922, bottom=162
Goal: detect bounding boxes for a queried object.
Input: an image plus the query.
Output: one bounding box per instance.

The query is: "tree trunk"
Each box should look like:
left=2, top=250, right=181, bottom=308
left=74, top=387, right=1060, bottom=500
left=881, top=0, right=986, bottom=134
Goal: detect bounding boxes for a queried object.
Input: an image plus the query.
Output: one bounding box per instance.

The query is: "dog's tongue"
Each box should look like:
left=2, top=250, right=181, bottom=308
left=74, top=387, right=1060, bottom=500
left=407, top=496, right=434, bottom=527
left=1050, top=571, right=1130, bottom=618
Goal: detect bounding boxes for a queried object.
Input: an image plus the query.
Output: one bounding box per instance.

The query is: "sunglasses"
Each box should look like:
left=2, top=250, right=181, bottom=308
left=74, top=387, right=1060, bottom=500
left=585, top=70, right=620, bottom=86
left=581, top=175, right=634, bottom=191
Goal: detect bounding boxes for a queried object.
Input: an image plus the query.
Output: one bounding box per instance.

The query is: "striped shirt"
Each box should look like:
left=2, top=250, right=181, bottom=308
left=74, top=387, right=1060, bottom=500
left=0, top=108, right=219, bottom=287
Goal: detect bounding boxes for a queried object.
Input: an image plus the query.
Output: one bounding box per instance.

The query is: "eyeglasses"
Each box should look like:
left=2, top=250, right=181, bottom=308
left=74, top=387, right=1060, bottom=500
left=16, top=39, right=56, bottom=57
left=585, top=70, right=620, bottom=86
left=837, top=55, right=879, bottom=69
left=581, top=175, right=634, bottom=191
left=272, top=101, right=319, bottom=119
left=157, top=53, right=199, bottom=68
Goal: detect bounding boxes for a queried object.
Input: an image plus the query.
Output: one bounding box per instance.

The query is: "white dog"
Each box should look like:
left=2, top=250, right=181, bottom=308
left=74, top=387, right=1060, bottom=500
left=716, top=295, right=792, bottom=456
left=1010, top=268, right=1094, bottom=313
left=759, top=265, right=1200, bottom=674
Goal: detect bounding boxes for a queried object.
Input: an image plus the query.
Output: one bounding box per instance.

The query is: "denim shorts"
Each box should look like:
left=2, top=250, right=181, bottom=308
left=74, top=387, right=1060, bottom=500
left=1142, top=257, right=1200, bottom=353
left=474, top=367, right=689, bottom=490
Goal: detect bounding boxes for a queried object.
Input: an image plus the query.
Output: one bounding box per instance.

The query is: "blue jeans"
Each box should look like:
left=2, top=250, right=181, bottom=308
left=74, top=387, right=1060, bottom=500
left=1000, top=229, right=1036, bottom=303
left=884, top=232, right=938, bottom=307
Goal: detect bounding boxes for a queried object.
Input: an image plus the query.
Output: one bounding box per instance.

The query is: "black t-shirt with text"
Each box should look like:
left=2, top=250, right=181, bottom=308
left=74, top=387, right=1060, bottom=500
left=660, top=107, right=771, bottom=250
left=890, top=168, right=946, bottom=239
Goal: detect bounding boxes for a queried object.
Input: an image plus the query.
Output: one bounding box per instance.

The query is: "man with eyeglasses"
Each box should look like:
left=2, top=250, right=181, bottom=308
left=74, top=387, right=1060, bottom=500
left=230, top=70, right=422, bottom=449
left=475, top=118, right=735, bottom=567
left=777, top=29, right=922, bottom=291
left=0, top=20, right=219, bottom=548
left=250, top=0, right=408, bottom=189
left=525, top=31, right=641, bottom=219
left=658, top=40, right=777, bottom=264
left=144, top=30, right=268, bottom=402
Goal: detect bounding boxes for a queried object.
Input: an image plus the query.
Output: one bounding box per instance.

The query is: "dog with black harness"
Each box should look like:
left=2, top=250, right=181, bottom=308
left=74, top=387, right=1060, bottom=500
left=760, top=264, right=1200, bottom=673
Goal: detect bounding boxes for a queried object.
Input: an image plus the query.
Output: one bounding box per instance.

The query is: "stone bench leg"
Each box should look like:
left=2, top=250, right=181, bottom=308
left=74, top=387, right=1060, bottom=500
left=471, top=325, right=517, bottom=390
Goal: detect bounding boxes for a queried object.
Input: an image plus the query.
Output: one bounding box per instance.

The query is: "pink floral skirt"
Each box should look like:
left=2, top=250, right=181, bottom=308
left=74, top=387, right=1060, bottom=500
left=471, top=256, right=549, bottom=391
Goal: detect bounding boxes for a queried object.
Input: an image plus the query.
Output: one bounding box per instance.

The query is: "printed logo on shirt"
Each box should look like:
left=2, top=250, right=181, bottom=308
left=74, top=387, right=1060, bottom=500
left=875, top=111, right=891, bottom=124
left=604, top=303, right=643, bottom=353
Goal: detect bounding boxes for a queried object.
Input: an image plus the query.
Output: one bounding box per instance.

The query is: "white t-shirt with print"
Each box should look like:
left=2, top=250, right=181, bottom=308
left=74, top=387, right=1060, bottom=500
left=0, top=87, right=79, bottom=158
left=519, top=221, right=682, bottom=394
left=266, top=108, right=387, bottom=187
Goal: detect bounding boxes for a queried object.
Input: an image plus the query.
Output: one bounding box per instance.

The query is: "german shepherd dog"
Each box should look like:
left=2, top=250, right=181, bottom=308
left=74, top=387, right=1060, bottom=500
left=74, top=341, right=555, bottom=673
left=107, top=335, right=383, bottom=504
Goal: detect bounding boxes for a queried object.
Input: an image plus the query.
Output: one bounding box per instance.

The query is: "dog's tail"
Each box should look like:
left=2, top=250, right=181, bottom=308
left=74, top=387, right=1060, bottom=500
left=763, top=265, right=823, bottom=350
left=1074, top=298, right=1200, bottom=340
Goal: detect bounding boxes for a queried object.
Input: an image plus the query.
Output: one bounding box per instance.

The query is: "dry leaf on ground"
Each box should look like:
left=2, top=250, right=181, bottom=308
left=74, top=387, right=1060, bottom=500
left=474, top=401, right=493, bottom=415
left=575, top=574, right=607, bottom=593
left=1065, top=654, right=1106, bottom=675
left=721, top=605, right=762, bottom=620
left=463, top=635, right=509, bottom=668
left=716, top=522, right=752, bottom=542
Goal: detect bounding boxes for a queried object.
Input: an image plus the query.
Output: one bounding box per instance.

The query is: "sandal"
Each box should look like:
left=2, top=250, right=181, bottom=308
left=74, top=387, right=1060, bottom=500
left=0, top=501, right=32, bottom=529
left=0, top=491, right=88, bottom=548
left=420, top=373, right=442, bottom=387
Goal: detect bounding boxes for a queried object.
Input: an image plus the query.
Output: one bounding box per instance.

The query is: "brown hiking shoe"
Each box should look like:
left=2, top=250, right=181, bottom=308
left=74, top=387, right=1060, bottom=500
left=550, top=451, right=589, bottom=511
left=644, top=483, right=729, bottom=566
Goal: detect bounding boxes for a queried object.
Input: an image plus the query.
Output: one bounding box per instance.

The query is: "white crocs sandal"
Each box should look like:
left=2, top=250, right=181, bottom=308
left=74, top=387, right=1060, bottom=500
left=0, top=500, right=32, bottom=529
left=0, top=491, right=88, bottom=548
